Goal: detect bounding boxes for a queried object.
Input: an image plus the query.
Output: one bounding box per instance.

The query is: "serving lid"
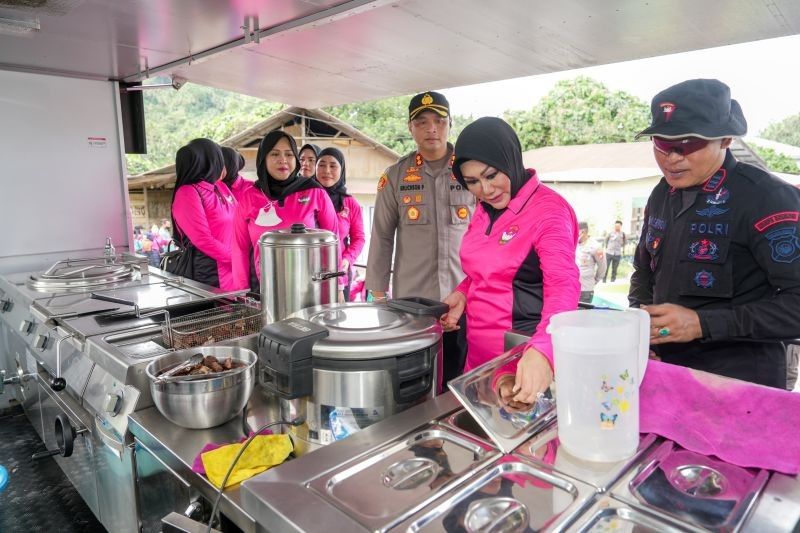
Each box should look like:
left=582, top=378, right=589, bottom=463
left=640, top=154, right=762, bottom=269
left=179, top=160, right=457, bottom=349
left=258, top=224, right=338, bottom=247
left=288, top=302, right=442, bottom=360
left=447, top=344, right=556, bottom=453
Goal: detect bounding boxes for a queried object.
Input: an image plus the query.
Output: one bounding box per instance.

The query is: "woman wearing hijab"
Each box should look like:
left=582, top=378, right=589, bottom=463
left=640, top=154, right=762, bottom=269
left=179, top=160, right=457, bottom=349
left=171, top=138, right=236, bottom=289
left=314, top=147, right=365, bottom=302
left=221, top=146, right=248, bottom=203
left=441, top=117, right=580, bottom=404
left=298, top=143, right=320, bottom=179
left=232, top=131, right=338, bottom=291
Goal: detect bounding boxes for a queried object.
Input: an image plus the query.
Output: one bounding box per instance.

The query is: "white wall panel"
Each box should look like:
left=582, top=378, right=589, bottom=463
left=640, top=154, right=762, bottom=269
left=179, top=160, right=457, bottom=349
left=0, top=69, right=129, bottom=273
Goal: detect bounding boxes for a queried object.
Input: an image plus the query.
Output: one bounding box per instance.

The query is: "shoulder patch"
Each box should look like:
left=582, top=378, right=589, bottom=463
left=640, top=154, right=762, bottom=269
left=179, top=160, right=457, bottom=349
left=754, top=211, right=799, bottom=232
left=765, top=227, right=800, bottom=263
left=377, top=174, right=388, bottom=191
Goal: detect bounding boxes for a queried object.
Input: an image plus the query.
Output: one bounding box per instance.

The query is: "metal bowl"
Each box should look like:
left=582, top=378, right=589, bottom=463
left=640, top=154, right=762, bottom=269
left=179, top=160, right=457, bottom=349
left=145, top=346, right=257, bottom=429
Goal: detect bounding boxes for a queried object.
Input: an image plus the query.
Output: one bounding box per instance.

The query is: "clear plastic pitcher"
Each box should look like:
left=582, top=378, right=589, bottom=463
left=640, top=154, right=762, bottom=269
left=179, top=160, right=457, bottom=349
left=549, top=308, right=650, bottom=462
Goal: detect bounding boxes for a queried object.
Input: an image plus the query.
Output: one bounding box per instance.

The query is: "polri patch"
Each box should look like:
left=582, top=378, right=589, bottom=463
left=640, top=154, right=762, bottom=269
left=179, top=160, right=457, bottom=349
left=765, top=227, right=800, bottom=263
left=754, top=211, right=800, bottom=232
left=693, top=270, right=716, bottom=288
left=403, top=174, right=423, bottom=183
left=690, top=221, right=729, bottom=236
left=688, top=239, right=719, bottom=261
left=407, top=206, right=420, bottom=221
left=377, top=174, right=388, bottom=191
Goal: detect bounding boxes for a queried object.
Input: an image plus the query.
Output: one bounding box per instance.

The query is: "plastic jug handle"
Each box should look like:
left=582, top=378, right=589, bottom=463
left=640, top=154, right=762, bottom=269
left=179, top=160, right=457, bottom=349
left=630, top=307, right=650, bottom=383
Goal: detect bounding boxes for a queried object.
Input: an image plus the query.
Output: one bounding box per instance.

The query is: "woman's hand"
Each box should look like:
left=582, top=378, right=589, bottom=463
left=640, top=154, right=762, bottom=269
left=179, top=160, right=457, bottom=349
left=341, top=258, right=350, bottom=271
left=440, top=291, right=466, bottom=332
left=512, top=347, right=553, bottom=404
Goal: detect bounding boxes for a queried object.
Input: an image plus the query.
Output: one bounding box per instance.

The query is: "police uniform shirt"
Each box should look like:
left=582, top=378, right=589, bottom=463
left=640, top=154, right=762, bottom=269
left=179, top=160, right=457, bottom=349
left=366, top=144, right=476, bottom=300
left=629, top=150, right=800, bottom=388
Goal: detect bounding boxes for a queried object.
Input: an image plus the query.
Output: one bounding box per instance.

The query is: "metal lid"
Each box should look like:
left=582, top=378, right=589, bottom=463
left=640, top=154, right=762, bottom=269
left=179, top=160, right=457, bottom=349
left=258, top=224, right=338, bottom=248
left=27, top=262, right=135, bottom=292
left=288, top=302, right=441, bottom=360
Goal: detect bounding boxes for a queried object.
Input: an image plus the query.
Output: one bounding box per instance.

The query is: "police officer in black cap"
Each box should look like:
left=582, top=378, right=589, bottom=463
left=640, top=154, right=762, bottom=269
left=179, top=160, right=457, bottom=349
left=629, top=78, right=800, bottom=389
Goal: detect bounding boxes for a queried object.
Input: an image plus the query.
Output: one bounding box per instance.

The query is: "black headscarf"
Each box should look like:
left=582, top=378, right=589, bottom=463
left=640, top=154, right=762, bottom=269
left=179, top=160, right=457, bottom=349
left=453, top=117, right=532, bottom=220
left=221, top=146, right=245, bottom=188
left=314, top=147, right=349, bottom=212
left=171, top=138, right=224, bottom=241
left=298, top=143, right=321, bottom=178
left=255, top=131, right=320, bottom=202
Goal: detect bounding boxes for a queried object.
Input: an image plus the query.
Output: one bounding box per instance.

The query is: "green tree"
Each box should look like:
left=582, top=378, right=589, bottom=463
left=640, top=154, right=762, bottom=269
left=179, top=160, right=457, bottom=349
left=503, top=76, right=651, bottom=151
left=325, top=95, right=472, bottom=156
left=125, top=79, right=283, bottom=175
left=751, top=145, right=800, bottom=174
left=760, top=114, right=800, bottom=148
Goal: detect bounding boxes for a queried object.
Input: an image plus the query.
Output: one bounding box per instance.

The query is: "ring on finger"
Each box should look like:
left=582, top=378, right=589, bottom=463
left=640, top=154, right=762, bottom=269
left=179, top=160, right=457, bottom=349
left=658, top=327, right=670, bottom=337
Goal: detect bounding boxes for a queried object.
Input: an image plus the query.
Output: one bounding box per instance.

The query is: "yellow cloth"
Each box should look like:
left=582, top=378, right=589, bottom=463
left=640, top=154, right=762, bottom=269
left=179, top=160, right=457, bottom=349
left=201, top=434, right=293, bottom=489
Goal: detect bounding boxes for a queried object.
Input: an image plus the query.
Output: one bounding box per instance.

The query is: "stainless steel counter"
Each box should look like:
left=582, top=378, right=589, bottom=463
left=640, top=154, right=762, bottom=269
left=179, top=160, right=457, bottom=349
left=129, top=405, right=258, bottom=533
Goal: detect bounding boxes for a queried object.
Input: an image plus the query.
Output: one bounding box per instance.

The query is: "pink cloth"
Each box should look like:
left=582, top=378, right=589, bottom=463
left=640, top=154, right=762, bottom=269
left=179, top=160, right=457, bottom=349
left=231, top=182, right=338, bottom=290
left=335, top=196, right=365, bottom=288
left=456, top=171, right=580, bottom=370
left=641, top=360, right=800, bottom=474
left=191, top=430, right=272, bottom=475
left=172, top=181, right=236, bottom=290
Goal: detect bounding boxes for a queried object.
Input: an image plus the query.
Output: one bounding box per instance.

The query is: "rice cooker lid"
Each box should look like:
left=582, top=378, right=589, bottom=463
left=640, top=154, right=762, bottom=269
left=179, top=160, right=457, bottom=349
left=289, top=303, right=442, bottom=360
left=258, top=224, right=338, bottom=247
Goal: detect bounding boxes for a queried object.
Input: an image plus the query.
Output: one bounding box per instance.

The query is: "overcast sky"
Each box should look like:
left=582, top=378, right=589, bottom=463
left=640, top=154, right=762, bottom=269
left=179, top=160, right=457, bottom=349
left=442, top=34, right=800, bottom=136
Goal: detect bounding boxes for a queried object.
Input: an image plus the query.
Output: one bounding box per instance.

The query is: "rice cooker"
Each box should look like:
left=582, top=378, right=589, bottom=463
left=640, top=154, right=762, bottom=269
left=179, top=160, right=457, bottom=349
left=258, top=298, right=446, bottom=455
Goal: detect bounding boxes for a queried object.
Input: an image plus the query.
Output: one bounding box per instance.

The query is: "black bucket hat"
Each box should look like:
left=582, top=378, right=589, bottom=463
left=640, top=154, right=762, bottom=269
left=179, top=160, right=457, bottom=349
left=636, top=79, right=747, bottom=140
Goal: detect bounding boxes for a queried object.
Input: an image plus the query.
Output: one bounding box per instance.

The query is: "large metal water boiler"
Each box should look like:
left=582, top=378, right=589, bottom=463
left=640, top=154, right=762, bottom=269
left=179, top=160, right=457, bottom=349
left=258, top=223, right=341, bottom=324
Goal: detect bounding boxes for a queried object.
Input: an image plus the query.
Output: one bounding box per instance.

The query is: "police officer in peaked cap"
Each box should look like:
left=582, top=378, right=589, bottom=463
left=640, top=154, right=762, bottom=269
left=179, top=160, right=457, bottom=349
left=629, top=78, right=800, bottom=389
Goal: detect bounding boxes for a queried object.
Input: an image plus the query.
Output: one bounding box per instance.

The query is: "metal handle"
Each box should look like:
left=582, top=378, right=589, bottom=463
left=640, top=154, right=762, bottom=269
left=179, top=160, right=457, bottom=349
left=90, top=292, right=136, bottom=307
left=49, top=333, right=75, bottom=391
left=312, top=270, right=346, bottom=282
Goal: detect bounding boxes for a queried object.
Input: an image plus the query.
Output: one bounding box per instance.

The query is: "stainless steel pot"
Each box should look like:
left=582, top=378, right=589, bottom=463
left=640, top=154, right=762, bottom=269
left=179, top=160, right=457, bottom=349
left=258, top=223, right=341, bottom=324
left=145, top=346, right=257, bottom=429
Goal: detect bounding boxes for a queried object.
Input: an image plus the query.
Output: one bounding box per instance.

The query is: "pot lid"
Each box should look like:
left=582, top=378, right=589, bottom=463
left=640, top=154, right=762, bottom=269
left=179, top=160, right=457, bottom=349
left=289, top=302, right=442, bottom=360
left=258, top=224, right=338, bottom=247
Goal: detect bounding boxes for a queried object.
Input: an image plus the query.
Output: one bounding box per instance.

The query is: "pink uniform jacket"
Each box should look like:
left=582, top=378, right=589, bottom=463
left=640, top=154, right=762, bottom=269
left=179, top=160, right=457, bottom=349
left=227, top=175, right=250, bottom=204
left=335, top=196, right=366, bottom=288
left=171, top=181, right=236, bottom=290
left=455, top=170, right=580, bottom=371
left=231, top=181, right=338, bottom=290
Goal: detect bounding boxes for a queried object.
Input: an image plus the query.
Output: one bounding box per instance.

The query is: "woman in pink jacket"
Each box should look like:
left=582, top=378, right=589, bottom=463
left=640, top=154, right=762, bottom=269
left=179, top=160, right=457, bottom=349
left=314, top=147, right=365, bottom=302
left=441, top=117, right=580, bottom=404
left=232, top=131, right=338, bottom=291
left=171, top=138, right=236, bottom=289
left=221, top=146, right=249, bottom=203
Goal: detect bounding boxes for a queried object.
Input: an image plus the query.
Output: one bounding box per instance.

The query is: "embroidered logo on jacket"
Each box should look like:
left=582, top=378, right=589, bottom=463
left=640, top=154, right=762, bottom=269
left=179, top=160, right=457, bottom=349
left=499, top=225, right=519, bottom=245
left=456, top=206, right=469, bottom=220
left=646, top=230, right=661, bottom=252
left=688, top=239, right=719, bottom=261
left=403, top=174, right=423, bottom=183
left=377, top=174, right=388, bottom=191
left=693, top=270, right=716, bottom=288
left=754, top=211, right=800, bottom=232
left=765, top=227, right=800, bottom=263
left=696, top=206, right=729, bottom=218
left=648, top=217, right=667, bottom=231
left=702, top=169, right=727, bottom=192
left=407, top=206, right=420, bottom=221
left=705, top=187, right=730, bottom=205
left=298, top=196, right=310, bottom=204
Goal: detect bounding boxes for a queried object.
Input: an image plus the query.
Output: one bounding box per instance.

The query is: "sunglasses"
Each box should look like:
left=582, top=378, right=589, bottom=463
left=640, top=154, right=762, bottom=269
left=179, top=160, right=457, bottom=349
left=652, top=137, right=710, bottom=156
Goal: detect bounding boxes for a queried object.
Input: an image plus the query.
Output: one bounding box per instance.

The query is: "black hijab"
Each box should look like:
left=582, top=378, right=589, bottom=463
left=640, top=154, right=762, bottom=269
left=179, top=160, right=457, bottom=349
left=299, top=143, right=321, bottom=178
left=221, top=146, right=245, bottom=188
left=171, top=138, right=224, bottom=240
left=314, top=147, right=349, bottom=212
left=453, top=117, right=532, bottom=220
left=255, top=131, right=320, bottom=202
